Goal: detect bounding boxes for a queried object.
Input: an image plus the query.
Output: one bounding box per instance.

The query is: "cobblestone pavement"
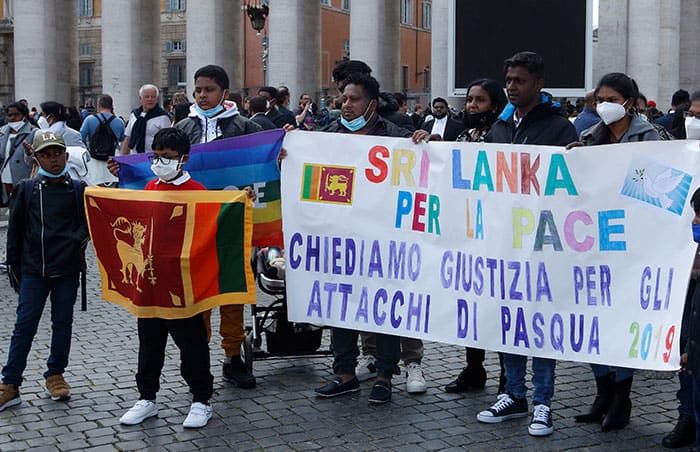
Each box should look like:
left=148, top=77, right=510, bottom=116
left=0, top=228, right=682, bottom=451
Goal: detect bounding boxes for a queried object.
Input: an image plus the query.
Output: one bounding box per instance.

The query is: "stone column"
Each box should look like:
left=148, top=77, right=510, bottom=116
left=657, top=1, right=681, bottom=111
left=679, top=0, right=700, bottom=96
left=267, top=0, right=320, bottom=100
left=102, top=0, right=161, bottom=118
left=626, top=0, right=661, bottom=105
left=13, top=0, right=75, bottom=107
left=348, top=0, right=400, bottom=92
left=429, top=0, right=460, bottom=108
left=186, top=0, right=242, bottom=96
left=593, top=0, right=628, bottom=85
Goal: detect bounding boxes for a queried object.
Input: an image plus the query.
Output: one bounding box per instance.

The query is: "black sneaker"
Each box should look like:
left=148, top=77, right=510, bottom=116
left=223, top=356, right=256, bottom=389
left=368, top=380, right=392, bottom=405
left=315, top=376, right=360, bottom=398
left=528, top=404, right=554, bottom=436
left=477, top=393, right=528, bottom=423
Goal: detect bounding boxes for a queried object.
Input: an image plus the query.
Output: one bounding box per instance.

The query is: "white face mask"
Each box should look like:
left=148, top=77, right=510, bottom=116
left=150, top=158, right=181, bottom=182
left=8, top=120, right=24, bottom=132
left=686, top=117, right=700, bottom=140
left=596, top=101, right=627, bottom=125
left=37, top=116, right=50, bottom=130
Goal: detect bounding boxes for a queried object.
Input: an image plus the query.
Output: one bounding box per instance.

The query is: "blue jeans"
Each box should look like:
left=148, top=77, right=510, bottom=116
left=503, top=353, right=556, bottom=406
left=590, top=364, right=634, bottom=382
left=1, top=274, right=79, bottom=385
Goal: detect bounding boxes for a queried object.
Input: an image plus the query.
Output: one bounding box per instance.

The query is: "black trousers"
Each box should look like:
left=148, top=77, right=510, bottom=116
left=135, top=314, right=213, bottom=404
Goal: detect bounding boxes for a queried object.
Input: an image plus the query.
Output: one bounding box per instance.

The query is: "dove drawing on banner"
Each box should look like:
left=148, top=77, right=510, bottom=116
left=634, top=167, right=684, bottom=209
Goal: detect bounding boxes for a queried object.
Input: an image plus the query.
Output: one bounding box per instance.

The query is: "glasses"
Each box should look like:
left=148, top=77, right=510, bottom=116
left=147, top=154, right=180, bottom=164
left=35, top=149, right=65, bottom=159
left=684, top=111, right=700, bottom=120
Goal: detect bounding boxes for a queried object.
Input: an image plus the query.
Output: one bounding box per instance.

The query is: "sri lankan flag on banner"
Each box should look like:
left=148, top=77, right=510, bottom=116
left=301, top=163, right=355, bottom=205
left=114, top=130, right=284, bottom=247
left=84, top=187, right=255, bottom=319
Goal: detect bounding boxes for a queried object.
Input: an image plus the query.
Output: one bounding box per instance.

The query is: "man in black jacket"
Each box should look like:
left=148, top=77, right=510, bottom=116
left=421, top=97, right=464, bottom=141
left=477, top=52, right=577, bottom=438
left=315, top=73, right=410, bottom=405
left=248, top=95, right=278, bottom=131
left=259, top=86, right=294, bottom=129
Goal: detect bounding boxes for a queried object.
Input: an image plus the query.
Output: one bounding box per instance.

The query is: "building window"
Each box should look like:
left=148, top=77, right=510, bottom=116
left=79, top=44, right=92, bottom=56
left=342, top=39, right=350, bottom=53
left=423, top=67, right=430, bottom=91
left=422, top=2, right=431, bottom=30
left=79, top=63, right=93, bottom=87
left=165, top=0, right=186, bottom=11
left=169, top=60, right=187, bottom=87
left=342, top=0, right=350, bottom=10
left=400, top=0, right=413, bottom=25
left=166, top=40, right=186, bottom=53
left=78, top=0, right=93, bottom=17
left=320, top=0, right=329, bottom=4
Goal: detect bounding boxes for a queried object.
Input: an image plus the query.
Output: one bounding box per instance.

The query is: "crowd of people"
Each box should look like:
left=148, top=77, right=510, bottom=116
left=0, top=50, right=700, bottom=448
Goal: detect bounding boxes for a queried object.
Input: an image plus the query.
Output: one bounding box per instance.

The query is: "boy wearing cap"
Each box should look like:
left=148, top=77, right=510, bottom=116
left=0, top=131, right=88, bottom=411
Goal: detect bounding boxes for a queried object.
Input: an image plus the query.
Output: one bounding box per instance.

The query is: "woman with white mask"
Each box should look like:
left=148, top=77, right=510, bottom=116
left=0, top=102, right=37, bottom=204
left=572, top=72, right=660, bottom=146
left=567, top=73, right=660, bottom=433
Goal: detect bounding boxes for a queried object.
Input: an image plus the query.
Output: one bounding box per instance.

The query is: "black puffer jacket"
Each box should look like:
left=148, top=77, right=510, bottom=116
left=377, top=92, right=415, bottom=132
left=7, top=176, right=88, bottom=277
left=485, top=100, right=578, bottom=146
left=175, top=114, right=262, bottom=145
left=323, top=115, right=412, bottom=138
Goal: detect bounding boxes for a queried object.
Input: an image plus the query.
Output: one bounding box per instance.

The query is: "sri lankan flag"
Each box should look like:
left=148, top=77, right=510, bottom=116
left=301, top=163, right=355, bottom=205
left=114, top=129, right=284, bottom=247
left=84, top=187, right=255, bottom=319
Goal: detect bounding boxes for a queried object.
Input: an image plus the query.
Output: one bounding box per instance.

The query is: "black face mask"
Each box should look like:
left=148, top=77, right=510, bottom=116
left=463, top=110, right=497, bottom=130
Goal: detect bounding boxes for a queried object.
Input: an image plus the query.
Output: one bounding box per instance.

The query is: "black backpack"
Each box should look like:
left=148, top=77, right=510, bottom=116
left=88, top=113, right=118, bottom=161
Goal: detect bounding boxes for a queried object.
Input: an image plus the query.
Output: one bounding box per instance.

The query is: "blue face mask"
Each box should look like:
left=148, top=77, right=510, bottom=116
left=693, top=223, right=700, bottom=243
left=340, top=101, right=374, bottom=132
left=195, top=103, right=224, bottom=119
left=194, top=92, right=226, bottom=118
left=37, top=165, right=70, bottom=179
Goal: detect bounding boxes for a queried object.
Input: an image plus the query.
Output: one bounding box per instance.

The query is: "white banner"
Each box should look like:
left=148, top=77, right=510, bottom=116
left=281, top=131, right=700, bottom=371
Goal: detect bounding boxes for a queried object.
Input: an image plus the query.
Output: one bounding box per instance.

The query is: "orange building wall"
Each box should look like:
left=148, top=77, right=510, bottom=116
left=320, top=5, right=350, bottom=94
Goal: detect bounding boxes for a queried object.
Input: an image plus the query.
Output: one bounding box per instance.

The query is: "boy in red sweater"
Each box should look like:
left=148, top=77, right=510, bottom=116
left=119, top=128, right=213, bottom=428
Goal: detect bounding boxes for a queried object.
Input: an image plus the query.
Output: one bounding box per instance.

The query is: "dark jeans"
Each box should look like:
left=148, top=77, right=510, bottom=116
left=332, top=327, right=400, bottom=379
left=503, top=353, right=556, bottom=406
left=2, top=274, right=79, bottom=385
left=136, top=314, right=213, bottom=404
left=679, top=278, right=696, bottom=416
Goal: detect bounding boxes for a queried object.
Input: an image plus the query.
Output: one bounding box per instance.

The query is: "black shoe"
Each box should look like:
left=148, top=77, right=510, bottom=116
left=445, top=365, right=487, bottom=393
left=477, top=393, right=529, bottom=423
left=661, top=414, right=695, bottom=448
left=223, top=356, right=256, bottom=389
left=315, top=377, right=360, bottom=398
left=574, top=372, right=615, bottom=423
left=601, top=377, right=633, bottom=432
left=368, top=380, right=392, bottom=404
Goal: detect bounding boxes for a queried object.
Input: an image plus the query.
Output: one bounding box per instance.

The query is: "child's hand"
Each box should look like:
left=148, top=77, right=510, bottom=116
left=282, top=123, right=296, bottom=133
left=107, top=158, right=120, bottom=177
left=243, top=186, right=257, bottom=201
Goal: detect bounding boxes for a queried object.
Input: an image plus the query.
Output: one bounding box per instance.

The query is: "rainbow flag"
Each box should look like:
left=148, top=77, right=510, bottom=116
left=84, top=187, right=256, bottom=319
left=114, top=129, right=284, bottom=247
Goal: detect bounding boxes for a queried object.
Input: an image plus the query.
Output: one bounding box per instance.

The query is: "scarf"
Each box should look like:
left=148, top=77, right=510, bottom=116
left=129, top=106, right=169, bottom=153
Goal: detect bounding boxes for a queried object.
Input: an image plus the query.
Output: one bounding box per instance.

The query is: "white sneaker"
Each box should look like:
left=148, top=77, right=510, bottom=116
left=355, top=355, right=377, bottom=382
left=183, top=402, right=213, bottom=428
left=405, top=362, right=427, bottom=394
left=120, top=400, right=158, bottom=425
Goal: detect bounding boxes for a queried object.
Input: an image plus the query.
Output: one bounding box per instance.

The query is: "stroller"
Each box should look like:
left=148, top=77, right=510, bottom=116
left=240, top=247, right=331, bottom=371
